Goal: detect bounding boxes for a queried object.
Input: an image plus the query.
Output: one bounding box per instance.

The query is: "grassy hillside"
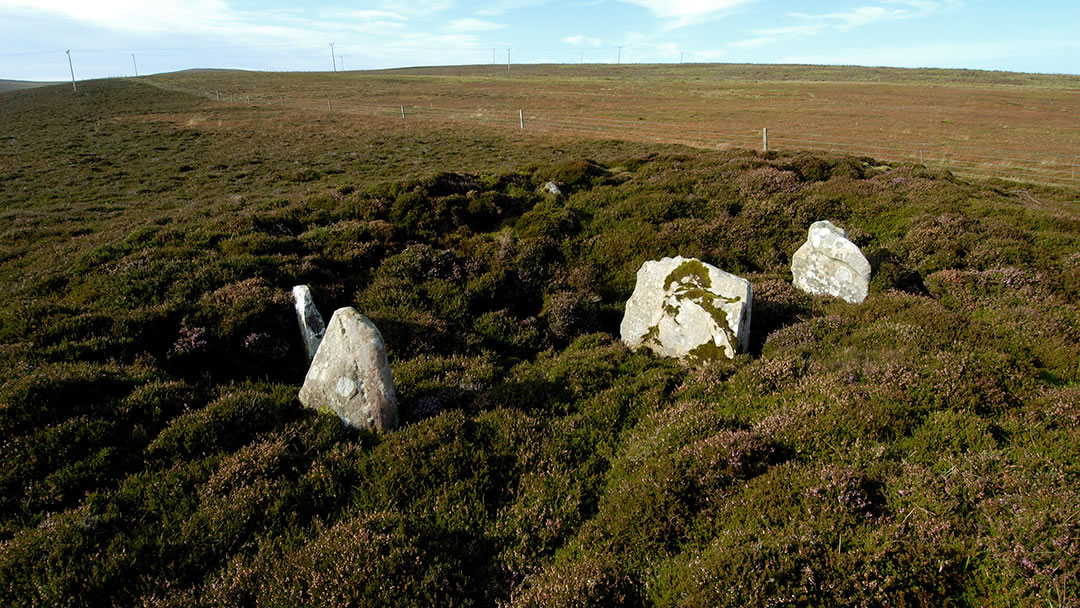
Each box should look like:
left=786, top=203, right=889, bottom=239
left=1, top=76, right=1079, bottom=606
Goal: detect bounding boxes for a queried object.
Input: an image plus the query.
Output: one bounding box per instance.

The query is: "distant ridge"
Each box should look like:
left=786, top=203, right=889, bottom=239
left=0, top=79, right=60, bottom=93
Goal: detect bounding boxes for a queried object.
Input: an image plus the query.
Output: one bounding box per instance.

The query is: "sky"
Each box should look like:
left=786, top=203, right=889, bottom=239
left=1, top=0, right=1077, bottom=81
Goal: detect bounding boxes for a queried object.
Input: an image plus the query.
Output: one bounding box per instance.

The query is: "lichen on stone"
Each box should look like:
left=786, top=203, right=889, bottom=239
left=662, top=261, right=739, bottom=356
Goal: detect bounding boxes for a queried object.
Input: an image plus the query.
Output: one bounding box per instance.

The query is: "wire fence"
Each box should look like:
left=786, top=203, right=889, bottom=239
left=155, top=82, right=1080, bottom=189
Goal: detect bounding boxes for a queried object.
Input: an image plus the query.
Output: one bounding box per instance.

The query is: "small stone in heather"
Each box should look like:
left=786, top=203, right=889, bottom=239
left=791, top=220, right=871, bottom=304
left=292, top=285, right=326, bottom=362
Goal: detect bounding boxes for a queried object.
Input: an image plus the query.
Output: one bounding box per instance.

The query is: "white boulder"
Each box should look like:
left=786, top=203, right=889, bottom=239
left=620, top=256, right=751, bottom=360
left=542, top=181, right=562, bottom=195
left=299, top=308, right=398, bottom=431
left=791, top=220, right=871, bottom=304
left=292, top=285, right=326, bottom=362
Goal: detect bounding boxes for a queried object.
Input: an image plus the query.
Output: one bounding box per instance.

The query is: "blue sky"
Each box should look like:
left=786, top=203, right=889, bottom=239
left=1, top=0, right=1077, bottom=81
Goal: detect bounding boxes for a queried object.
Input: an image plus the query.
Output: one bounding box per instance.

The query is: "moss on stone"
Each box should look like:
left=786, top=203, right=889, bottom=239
left=665, top=259, right=712, bottom=291
left=661, top=259, right=740, bottom=357
left=687, top=338, right=732, bottom=361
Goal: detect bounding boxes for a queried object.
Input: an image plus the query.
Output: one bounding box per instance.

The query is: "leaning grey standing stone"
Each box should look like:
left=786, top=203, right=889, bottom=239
left=791, top=220, right=871, bottom=304
left=299, top=308, right=398, bottom=431
left=620, top=256, right=752, bottom=360
left=292, top=285, right=326, bottom=363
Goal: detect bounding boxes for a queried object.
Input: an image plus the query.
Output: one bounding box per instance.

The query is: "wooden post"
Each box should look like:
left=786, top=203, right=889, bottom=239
left=328, top=99, right=332, bottom=111
left=401, top=105, right=406, bottom=119
left=519, top=109, right=524, bottom=129
left=762, top=127, right=768, bottom=152
left=280, top=96, right=284, bottom=106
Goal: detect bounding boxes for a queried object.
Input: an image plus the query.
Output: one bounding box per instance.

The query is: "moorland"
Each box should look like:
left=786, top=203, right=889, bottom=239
left=1, top=65, right=1079, bottom=606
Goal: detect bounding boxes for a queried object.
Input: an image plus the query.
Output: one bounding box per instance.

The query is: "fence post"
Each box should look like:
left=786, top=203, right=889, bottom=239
left=762, top=127, right=768, bottom=152
left=520, top=109, right=524, bottom=129
left=401, top=105, right=406, bottom=119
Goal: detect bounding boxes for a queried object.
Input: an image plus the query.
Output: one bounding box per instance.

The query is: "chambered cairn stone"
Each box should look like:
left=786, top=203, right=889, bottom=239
left=791, top=220, right=871, bottom=304
left=299, top=308, right=398, bottom=431
left=620, top=256, right=752, bottom=360
left=292, top=285, right=326, bottom=362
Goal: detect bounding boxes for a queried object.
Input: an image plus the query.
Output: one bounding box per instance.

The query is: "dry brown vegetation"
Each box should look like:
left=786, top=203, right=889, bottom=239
left=144, top=64, right=1080, bottom=186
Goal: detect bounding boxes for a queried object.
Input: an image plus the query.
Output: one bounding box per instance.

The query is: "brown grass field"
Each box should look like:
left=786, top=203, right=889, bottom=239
left=142, top=64, right=1080, bottom=187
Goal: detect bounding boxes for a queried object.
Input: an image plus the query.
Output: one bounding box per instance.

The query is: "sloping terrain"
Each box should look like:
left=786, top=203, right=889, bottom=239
left=1, top=76, right=1079, bottom=606
left=0, top=80, right=60, bottom=93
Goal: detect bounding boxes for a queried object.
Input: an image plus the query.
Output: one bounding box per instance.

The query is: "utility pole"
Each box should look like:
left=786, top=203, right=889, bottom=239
left=329, top=42, right=336, bottom=72
left=132, top=53, right=138, bottom=76
left=617, top=46, right=623, bottom=64
left=66, top=50, right=76, bottom=92
left=506, top=48, right=511, bottom=73
left=339, top=55, right=344, bottom=71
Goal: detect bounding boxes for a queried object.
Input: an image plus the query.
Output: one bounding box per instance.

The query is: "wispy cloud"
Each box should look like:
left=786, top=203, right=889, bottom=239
left=475, top=0, right=549, bottom=17
left=0, top=0, right=239, bottom=35
left=562, top=35, right=603, bottom=47
left=445, top=18, right=505, bottom=32
left=323, top=9, right=407, bottom=21
left=692, top=49, right=730, bottom=60
left=377, top=0, right=454, bottom=18
left=783, top=36, right=1080, bottom=71
left=727, top=37, right=775, bottom=49
left=782, top=6, right=907, bottom=33
left=727, top=1, right=957, bottom=49
left=615, top=0, right=758, bottom=28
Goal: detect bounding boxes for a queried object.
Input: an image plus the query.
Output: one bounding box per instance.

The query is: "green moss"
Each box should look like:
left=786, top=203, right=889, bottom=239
left=687, top=338, right=731, bottom=361
left=664, top=259, right=712, bottom=290
left=660, top=259, right=741, bottom=358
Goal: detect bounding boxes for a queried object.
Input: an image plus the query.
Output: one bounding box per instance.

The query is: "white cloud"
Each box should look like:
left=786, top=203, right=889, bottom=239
left=322, top=9, right=407, bottom=21
left=615, top=0, right=758, bottom=27
left=745, top=1, right=954, bottom=43
left=783, top=37, right=1080, bottom=71
left=475, top=0, right=549, bottom=17
left=377, top=0, right=454, bottom=18
left=785, top=6, right=906, bottom=32
left=727, top=36, right=776, bottom=49
left=0, top=0, right=238, bottom=35
left=562, top=35, right=603, bottom=47
left=692, top=49, right=730, bottom=60
left=445, top=18, right=506, bottom=32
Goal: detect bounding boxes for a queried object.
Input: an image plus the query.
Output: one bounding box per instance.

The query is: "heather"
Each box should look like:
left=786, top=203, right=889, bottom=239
left=1, top=76, right=1079, bottom=607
